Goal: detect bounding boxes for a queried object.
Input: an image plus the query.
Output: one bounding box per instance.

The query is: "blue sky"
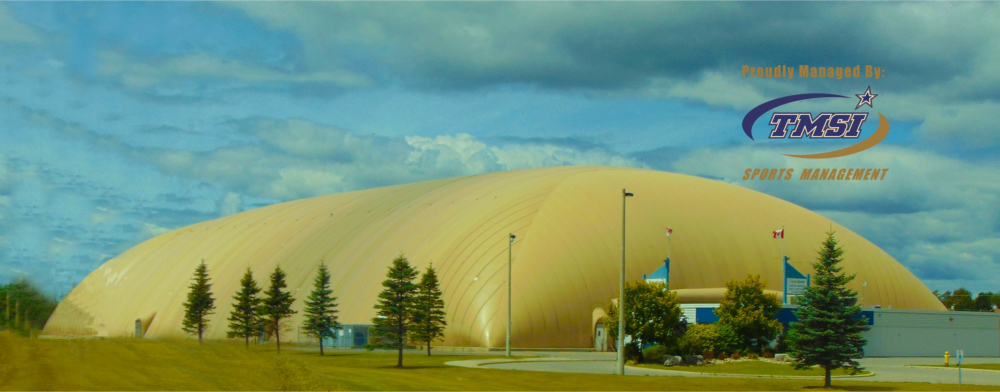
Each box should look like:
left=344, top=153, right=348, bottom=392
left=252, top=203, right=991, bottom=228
left=0, top=2, right=998, bottom=298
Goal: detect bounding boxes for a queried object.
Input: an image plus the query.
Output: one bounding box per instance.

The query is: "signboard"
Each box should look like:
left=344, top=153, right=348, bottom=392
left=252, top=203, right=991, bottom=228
left=783, top=257, right=811, bottom=303
left=786, top=278, right=808, bottom=295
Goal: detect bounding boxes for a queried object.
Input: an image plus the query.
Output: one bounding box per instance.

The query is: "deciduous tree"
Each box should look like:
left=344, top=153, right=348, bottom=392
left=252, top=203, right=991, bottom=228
left=714, top=274, right=782, bottom=353
left=604, top=280, right=682, bottom=362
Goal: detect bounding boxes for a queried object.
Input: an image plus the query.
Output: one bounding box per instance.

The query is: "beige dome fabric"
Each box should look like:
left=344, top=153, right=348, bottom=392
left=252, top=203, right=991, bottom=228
left=43, top=166, right=944, bottom=348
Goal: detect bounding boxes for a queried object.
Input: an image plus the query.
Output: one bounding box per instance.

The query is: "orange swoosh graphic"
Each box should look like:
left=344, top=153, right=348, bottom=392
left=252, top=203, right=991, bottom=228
left=783, top=112, right=890, bottom=159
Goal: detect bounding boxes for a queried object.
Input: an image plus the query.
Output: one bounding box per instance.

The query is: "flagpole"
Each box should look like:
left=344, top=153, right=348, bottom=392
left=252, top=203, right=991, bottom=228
left=667, top=229, right=672, bottom=286
left=781, top=224, right=786, bottom=305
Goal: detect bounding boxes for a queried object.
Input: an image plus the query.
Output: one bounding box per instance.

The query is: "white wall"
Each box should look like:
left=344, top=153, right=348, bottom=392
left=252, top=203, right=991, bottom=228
left=863, top=309, right=1000, bottom=357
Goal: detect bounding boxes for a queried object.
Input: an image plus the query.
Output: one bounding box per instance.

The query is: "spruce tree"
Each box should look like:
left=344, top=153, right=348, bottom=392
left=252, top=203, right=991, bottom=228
left=303, top=262, right=340, bottom=355
left=410, top=264, right=447, bottom=356
left=788, top=232, right=869, bottom=387
left=262, top=265, right=296, bottom=353
left=373, top=254, right=419, bottom=367
left=182, top=260, right=216, bottom=343
left=227, top=267, right=263, bottom=348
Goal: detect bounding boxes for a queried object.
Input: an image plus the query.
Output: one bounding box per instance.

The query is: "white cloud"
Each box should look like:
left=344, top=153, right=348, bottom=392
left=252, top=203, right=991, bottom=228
left=132, top=119, right=643, bottom=201
left=217, top=192, right=243, bottom=217
left=0, top=4, right=43, bottom=45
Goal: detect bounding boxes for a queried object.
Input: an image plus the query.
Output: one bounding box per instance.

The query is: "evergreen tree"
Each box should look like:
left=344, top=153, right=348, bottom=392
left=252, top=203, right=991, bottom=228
left=182, top=260, right=216, bottom=342
left=410, top=264, right=447, bottom=356
left=262, top=265, right=296, bottom=353
left=788, top=232, right=869, bottom=387
left=373, top=254, right=419, bottom=367
left=227, top=267, right=263, bottom=348
left=714, top=274, right=782, bottom=353
left=303, top=262, right=340, bottom=355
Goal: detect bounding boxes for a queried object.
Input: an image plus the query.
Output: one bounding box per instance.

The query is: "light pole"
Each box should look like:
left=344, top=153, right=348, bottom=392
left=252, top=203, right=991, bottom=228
left=617, top=189, right=634, bottom=376
left=861, top=281, right=867, bottom=307
left=507, top=233, right=515, bottom=357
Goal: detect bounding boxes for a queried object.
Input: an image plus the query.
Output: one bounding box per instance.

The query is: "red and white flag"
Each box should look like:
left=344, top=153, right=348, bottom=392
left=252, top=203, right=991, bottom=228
left=773, top=229, right=784, bottom=239
left=666, top=227, right=673, bottom=237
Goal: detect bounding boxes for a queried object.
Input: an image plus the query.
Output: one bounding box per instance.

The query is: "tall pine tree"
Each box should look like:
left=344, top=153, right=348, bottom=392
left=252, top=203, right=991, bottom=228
left=182, top=260, right=216, bottom=343
left=788, top=232, right=869, bottom=387
left=373, top=254, right=419, bottom=367
left=262, top=265, right=296, bottom=353
left=227, top=267, right=263, bottom=348
left=303, top=262, right=340, bottom=356
left=410, top=264, right=447, bottom=356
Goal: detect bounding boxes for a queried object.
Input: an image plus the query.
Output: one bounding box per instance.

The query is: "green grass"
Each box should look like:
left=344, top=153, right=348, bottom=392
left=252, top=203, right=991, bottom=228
left=915, top=364, right=1000, bottom=371
left=0, top=332, right=989, bottom=391
left=636, top=361, right=870, bottom=377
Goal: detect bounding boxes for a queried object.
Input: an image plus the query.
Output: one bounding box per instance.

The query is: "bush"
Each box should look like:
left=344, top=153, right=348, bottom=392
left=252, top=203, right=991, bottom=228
left=731, top=352, right=741, bottom=360
left=775, top=331, right=789, bottom=353
left=703, top=350, right=715, bottom=361
left=624, top=342, right=643, bottom=362
left=676, top=323, right=738, bottom=356
left=763, top=351, right=774, bottom=359
left=717, top=352, right=727, bottom=361
left=642, top=345, right=669, bottom=363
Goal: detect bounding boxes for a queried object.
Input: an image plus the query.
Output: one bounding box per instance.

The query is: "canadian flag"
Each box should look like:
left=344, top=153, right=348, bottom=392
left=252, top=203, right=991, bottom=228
left=773, top=229, right=784, bottom=239
left=666, top=227, right=673, bottom=237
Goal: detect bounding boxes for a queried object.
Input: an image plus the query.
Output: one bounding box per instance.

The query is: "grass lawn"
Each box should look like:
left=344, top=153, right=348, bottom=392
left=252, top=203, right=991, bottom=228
left=0, top=332, right=988, bottom=391
left=636, top=361, right=870, bottom=377
left=915, top=364, right=1000, bottom=371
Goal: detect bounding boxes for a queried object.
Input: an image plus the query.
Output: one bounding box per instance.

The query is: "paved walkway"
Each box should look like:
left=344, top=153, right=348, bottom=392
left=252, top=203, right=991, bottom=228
left=446, top=355, right=1000, bottom=386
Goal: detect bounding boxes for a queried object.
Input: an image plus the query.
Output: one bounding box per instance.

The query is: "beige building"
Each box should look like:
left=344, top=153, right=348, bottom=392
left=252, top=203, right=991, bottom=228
left=44, top=166, right=944, bottom=348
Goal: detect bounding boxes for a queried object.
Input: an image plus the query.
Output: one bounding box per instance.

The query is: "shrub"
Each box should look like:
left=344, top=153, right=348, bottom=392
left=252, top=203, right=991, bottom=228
left=624, top=342, right=643, bottom=362
left=717, top=352, right=727, bottom=361
left=642, top=345, right=669, bottom=364
left=702, top=350, right=715, bottom=361
left=775, top=331, right=789, bottom=353
left=763, top=351, right=774, bottom=359
left=676, top=323, right=738, bottom=356
left=731, top=352, right=741, bottom=360
left=748, top=353, right=759, bottom=360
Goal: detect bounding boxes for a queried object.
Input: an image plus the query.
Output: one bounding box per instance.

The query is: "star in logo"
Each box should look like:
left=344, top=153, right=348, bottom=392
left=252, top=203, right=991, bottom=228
left=855, top=86, right=877, bottom=109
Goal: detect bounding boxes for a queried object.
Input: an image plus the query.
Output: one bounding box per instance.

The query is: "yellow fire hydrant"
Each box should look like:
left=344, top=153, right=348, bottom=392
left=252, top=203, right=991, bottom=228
left=945, top=351, right=950, bottom=367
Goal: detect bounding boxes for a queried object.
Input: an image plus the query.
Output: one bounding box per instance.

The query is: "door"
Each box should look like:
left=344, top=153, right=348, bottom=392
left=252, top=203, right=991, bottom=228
left=595, top=323, right=607, bottom=352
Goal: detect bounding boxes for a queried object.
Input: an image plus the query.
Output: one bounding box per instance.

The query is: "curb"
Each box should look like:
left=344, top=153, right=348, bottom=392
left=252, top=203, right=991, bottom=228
left=903, top=365, right=1000, bottom=373
left=626, top=365, right=875, bottom=380
left=448, top=358, right=876, bottom=380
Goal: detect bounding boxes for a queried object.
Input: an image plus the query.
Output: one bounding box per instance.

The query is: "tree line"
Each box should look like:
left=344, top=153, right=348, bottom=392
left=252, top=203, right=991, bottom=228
left=932, top=288, right=998, bottom=312
left=0, top=279, right=58, bottom=336
left=604, top=232, right=867, bottom=388
left=181, top=254, right=446, bottom=366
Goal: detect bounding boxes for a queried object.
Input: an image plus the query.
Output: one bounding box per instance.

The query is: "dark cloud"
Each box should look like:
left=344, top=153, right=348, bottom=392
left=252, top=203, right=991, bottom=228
left=229, top=2, right=997, bottom=97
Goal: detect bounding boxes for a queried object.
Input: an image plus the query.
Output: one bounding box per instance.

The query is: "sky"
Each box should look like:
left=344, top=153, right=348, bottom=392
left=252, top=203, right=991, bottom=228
left=0, top=2, right=998, bottom=298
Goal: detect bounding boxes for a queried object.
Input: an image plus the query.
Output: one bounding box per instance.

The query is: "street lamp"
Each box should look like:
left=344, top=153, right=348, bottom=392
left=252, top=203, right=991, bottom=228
left=861, top=281, right=867, bottom=307
left=617, top=189, right=634, bottom=376
left=507, top=233, right=516, bottom=358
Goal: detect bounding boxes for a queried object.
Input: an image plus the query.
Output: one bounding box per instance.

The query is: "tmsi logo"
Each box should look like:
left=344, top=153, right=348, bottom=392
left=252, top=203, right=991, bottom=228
left=742, top=87, right=889, bottom=159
